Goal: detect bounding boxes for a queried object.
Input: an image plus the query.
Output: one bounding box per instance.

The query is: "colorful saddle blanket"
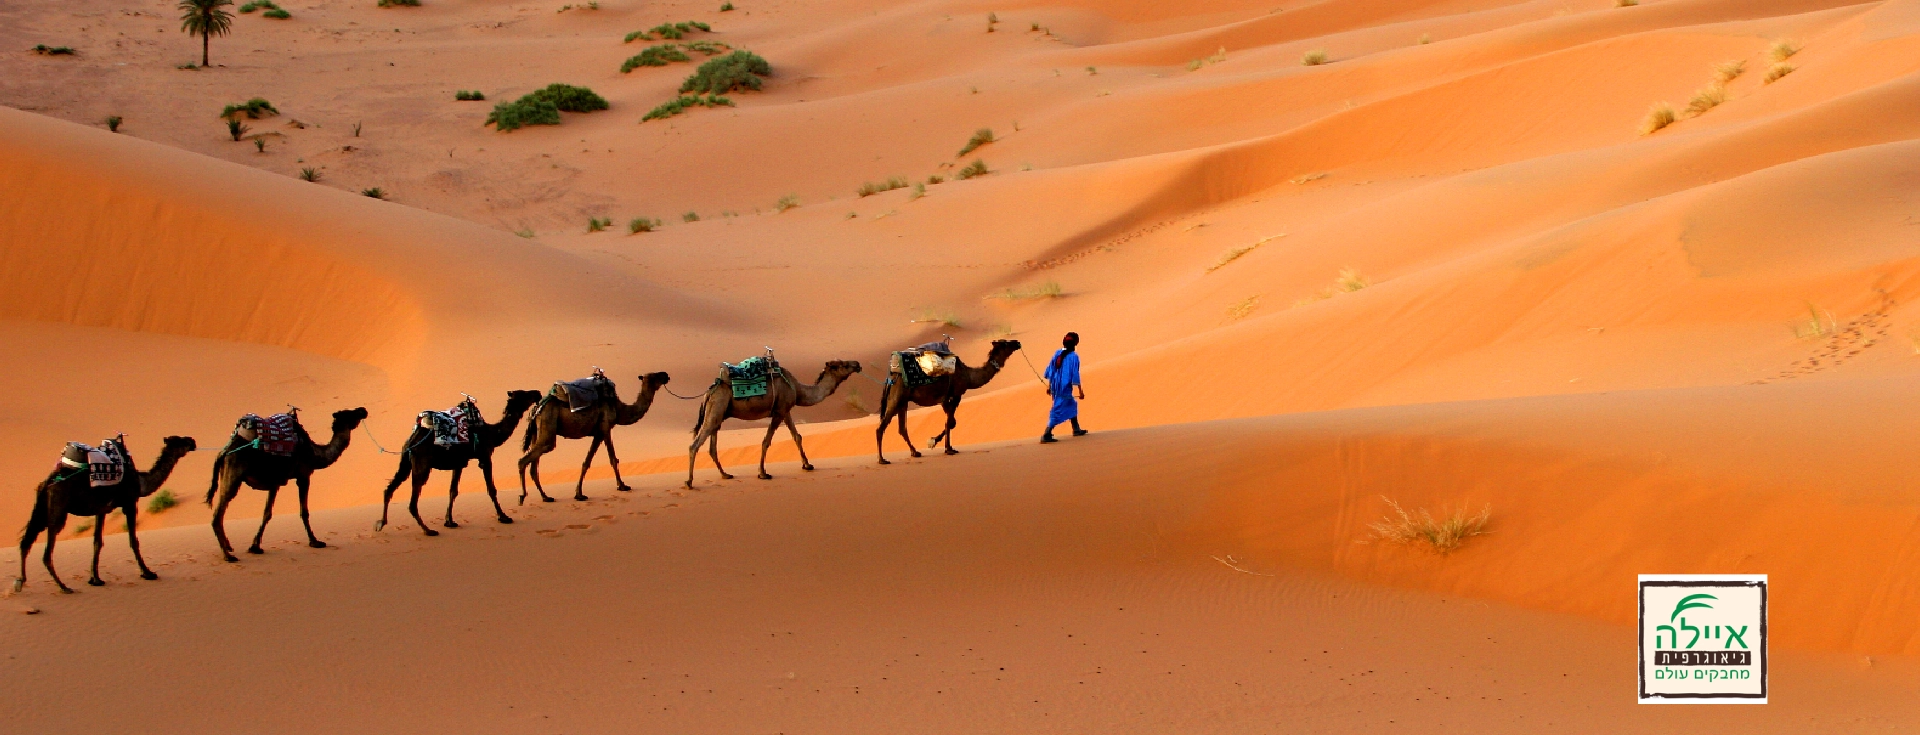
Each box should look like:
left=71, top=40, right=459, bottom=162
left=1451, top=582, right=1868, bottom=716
left=236, top=413, right=303, bottom=456
left=59, top=438, right=127, bottom=487
left=552, top=376, right=614, bottom=413
left=723, top=356, right=773, bottom=398
left=889, top=349, right=956, bottom=388
left=418, top=402, right=482, bottom=447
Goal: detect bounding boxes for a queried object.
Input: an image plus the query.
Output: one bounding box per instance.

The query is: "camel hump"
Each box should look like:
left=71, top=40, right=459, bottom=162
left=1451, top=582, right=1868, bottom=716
left=552, top=375, right=615, bottom=412
left=720, top=356, right=773, bottom=398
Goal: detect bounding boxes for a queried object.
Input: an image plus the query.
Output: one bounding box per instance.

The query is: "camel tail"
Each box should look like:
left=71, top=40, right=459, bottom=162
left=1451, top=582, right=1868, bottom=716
left=691, top=397, right=710, bottom=437
left=522, top=400, right=543, bottom=452
left=203, top=454, right=224, bottom=506
left=20, top=482, right=49, bottom=545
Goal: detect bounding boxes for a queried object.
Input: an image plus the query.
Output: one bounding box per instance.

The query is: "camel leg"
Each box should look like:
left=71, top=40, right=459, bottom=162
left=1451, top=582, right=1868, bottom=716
left=518, top=428, right=558, bottom=505
left=377, top=452, right=410, bottom=532
left=604, top=434, right=632, bottom=492
left=407, top=468, right=439, bottom=537
left=574, top=435, right=603, bottom=501
left=296, top=477, right=325, bottom=548
left=210, top=478, right=242, bottom=563
left=479, top=458, right=512, bottom=524
left=874, top=385, right=895, bottom=465
left=708, top=432, right=731, bottom=480
left=756, top=417, right=781, bottom=480
left=86, top=512, right=107, bottom=587
left=902, top=401, right=922, bottom=459
left=40, top=503, right=72, bottom=594
left=15, top=488, right=50, bottom=593
left=122, top=505, right=157, bottom=580
left=784, top=413, right=815, bottom=471
left=940, top=397, right=962, bottom=455
left=443, top=466, right=464, bottom=528
left=247, top=486, right=279, bottom=554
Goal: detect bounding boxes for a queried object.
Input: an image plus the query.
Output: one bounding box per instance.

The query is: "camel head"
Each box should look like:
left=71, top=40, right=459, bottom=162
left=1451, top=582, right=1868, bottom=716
left=330, top=407, right=370, bottom=433
left=504, top=389, right=544, bottom=413
left=641, top=371, right=672, bottom=388
left=987, top=339, right=1022, bottom=365
left=161, top=435, right=198, bottom=454
left=823, top=360, right=862, bottom=379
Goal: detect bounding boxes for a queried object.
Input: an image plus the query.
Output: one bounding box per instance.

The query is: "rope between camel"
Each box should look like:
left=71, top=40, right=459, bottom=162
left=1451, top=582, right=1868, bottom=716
left=1015, top=347, right=1048, bottom=385
left=661, top=386, right=706, bottom=400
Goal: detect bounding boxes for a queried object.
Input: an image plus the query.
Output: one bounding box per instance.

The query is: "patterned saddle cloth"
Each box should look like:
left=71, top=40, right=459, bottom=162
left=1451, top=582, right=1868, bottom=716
left=889, top=349, right=957, bottom=388
left=551, top=376, right=614, bottom=413
left=235, top=412, right=303, bottom=456
left=59, top=438, right=127, bottom=487
left=722, top=356, right=774, bottom=398
left=418, top=401, right=482, bottom=447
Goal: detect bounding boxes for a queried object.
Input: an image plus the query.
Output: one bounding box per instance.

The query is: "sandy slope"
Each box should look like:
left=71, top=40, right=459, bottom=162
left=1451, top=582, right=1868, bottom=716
left=6, top=0, right=1920, bottom=728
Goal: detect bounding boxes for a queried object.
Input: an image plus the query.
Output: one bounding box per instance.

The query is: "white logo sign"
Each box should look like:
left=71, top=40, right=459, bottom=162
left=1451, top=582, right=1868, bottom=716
left=1638, top=574, right=1767, bottom=703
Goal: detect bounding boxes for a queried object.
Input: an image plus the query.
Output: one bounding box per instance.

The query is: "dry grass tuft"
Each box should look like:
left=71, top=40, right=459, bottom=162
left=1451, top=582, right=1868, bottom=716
left=775, top=194, right=800, bottom=212
left=1224, top=295, right=1260, bottom=322
left=1294, top=268, right=1371, bottom=306
left=1301, top=49, right=1329, bottom=66
left=988, top=281, right=1062, bottom=301
left=1368, top=498, right=1490, bottom=554
left=911, top=307, right=962, bottom=328
left=1684, top=83, right=1727, bottom=118
left=1615, top=0, right=1636, bottom=6
left=1768, top=40, right=1799, bottom=63
left=1291, top=171, right=1329, bottom=185
left=1206, top=234, right=1286, bottom=273
left=1713, top=59, right=1746, bottom=84
left=1639, top=102, right=1676, bottom=135
left=1764, top=62, right=1796, bottom=84
left=1794, top=303, right=1836, bottom=340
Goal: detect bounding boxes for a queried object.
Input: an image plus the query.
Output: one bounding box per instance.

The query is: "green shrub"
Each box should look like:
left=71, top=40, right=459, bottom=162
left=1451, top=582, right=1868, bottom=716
left=299, top=167, right=320, bottom=181
left=378, top=0, right=421, bottom=6
left=239, top=0, right=276, bottom=12
left=529, top=83, right=608, bottom=112
left=682, top=211, right=700, bottom=222
left=362, top=187, right=386, bottom=199
left=220, top=98, right=278, bottom=120
left=628, top=217, right=660, bottom=233
left=680, top=50, right=770, bottom=94
left=254, top=138, right=267, bottom=152
left=684, top=40, right=729, bottom=56
left=957, top=127, right=994, bottom=156
left=455, top=90, right=486, bottom=100
left=955, top=159, right=990, bottom=180
left=775, top=194, right=799, bottom=212
left=720, top=2, right=734, bottom=10
left=641, top=94, right=732, bottom=121
left=622, top=44, right=689, bottom=72
left=105, top=116, right=122, bottom=132
left=487, top=98, right=559, bottom=131
left=587, top=217, right=611, bottom=232
left=32, top=44, right=78, bottom=55
left=146, top=490, right=179, bottom=514
left=226, top=119, right=250, bottom=141
left=857, top=176, right=909, bottom=197
left=262, top=8, right=291, bottom=18
left=926, top=174, right=944, bottom=185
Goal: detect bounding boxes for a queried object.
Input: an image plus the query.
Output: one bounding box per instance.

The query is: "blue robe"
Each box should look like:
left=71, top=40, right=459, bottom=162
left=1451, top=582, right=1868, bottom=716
left=1044, top=350, right=1080, bottom=426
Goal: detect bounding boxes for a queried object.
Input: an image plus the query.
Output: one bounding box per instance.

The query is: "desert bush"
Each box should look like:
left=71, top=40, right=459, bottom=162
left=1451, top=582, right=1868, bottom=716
left=775, top=194, right=799, bottom=212
left=1615, top=0, right=1636, bottom=6
left=263, top=7, right=291, bottom=18
left=955, top=159, right=990, bottom=180
left=529, top=83, right=608, bottom=112
left=378, top=0, right=421, bottom=6
left=298, top=167, right=320, bottom=181
left=912, top=307, right=962, bottom=327
left=682, top=211, right=700, bottom=222
left=1417, top=34, right=1431, bottom=44
left=622, top=44, right=690, bottom=72
left=909, top=181, right=927, bottom=200
left=1684, top=83, right=1726, bottom=117
left=488, top=98, right=560, bottom=131
left=254, top=138, right=266, bottom=152
left=641, top=94, right=732, bottom=121
left=587, top=217, right=611, bottom=232
left=146, top=490, right=180, bottom=514
left=362, top=187, right=386, bottom=199
left=683, top=40, right=729, bottom=56
left=632, top=21, right=711, bottom=41
left=1713, top=59, right=1746, bottom=84
left=926, top=174, right=944, bottom=185
left=1302, top=48, right=1329, bottom=66
left=857, top=176, right=909, bottom=197
left=238, top=0, right=273, bottom=12
left=31, top=44, right=78, bottom=55
left=720, top=2, right=734, bottom=10
left=1085, top=66, right=1097, bottom=75
left=220, top=97, right=278, bottom=119
left=989, top=281, right=1062, bottom=301
left=1225, top=295, right=1259, bottom=321
left=628, top=217, right=661, bottom=233
left=105, top=116, right=122, bottom=132
left=1638, top=102, right=1676, bottom=135
left=454, top=90, right=486, bottom=100
left=1368, top=498, right=1490, bottom=554
left=681, top=50, right=770, bottom=94
left=1764, top=62, right=1795, bottom=84
left=516, top=228, right=535, bottom=238
left=957, top=127, right=995, bottom=157
left=1768, top=40, right=1799, bottom=63
left=226, top=119, right=250, bottom=140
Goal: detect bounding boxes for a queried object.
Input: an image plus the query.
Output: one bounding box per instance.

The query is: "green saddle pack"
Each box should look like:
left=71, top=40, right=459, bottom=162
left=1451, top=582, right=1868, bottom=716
left=724, top=356, right=773, bottom=398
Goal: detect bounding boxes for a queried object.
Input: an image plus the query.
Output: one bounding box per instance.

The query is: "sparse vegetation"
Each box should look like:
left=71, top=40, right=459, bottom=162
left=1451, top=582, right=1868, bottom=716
left=1639, top=102, right=1676, bottom=135
left=912, top=307, right=962, bottom=328
left=299, top=167, right=320, bottom=181
left=1290, top=171, right=1329, bottom=185
left=628, top=21, right=712, bottom=42
left=220, top=97, right=278, bottom=119
left=454, top=90, right=486, bottom=101
left=926, top=174, right=944, bottom=185
left=682, top=211, right=700, bottom=222
left=105, top=116, right=122, bottom=132
left=1713, top=59, right=1746, bottom=84
left=988, top=281, right=1062, bottom=301
left=684, top=40, right=731, bottom=56
left=720, top=2, right=734, bottom=10
left=909, top=181, right=927, bottom=200
left=362, top=187, right=386, bottom=199
left=516, top=228, right=536, bottom=238
left=640, top=94, right=732, bottom=121
left=1417, top=34, right=1431, bottom=44
left=1684, top=83, right=1726, bottom=118
left=680, top=50, right=771, bottom=94
left=986, top=12, right=999, bottom=32
left=226, top=119, right=250, bottom=141
left=1187, top=46, right=1228, bottom=71
left=622, top=44, right=690, bottom=71
left=955, top=159, right=990, bottom=180
left=146, top=490, right=180, bottom=514
left=1295, top=268, right=1371, bottom=305
left=1615, top=0, right=1637, bottom=6
left=378, top=0, right=422, bottom=6
left=587, top=217, right=612, bottom=232
left=178, top=0, right=236, bottom=68
left=1302, top=48, right=1329, bottom=66
left=1206, top=234, right=1284, bottom=273
left=1368, top=497, right=1491, bottom=554
left=31, top=44, right=77, bottom=56
left=262, top=7, right=291, bottom=18
left=1085, top=66, right=1097, bottom=75
left=628, top=217, right=661, bottom=233
left=957, top=127, right=995, bottom=157
left=775, top=194, right=800, bottom=212
left=857, top=176, right=910, bottom=197
left=1794, top=303, right=1836, bottom=339
left=487, top=84, right=607, bottom=131
left=1768, top=40, right=1799, bottom=63
left=1765, top=62, right=1796, bottom=84
left=254, top=137, right=267, bottom=152
left=1225, top=295, right=1260, bottom=321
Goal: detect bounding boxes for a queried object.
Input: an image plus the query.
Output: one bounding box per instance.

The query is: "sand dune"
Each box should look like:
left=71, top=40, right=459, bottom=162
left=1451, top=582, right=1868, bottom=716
left=6, top=0, right=1920, bottom=728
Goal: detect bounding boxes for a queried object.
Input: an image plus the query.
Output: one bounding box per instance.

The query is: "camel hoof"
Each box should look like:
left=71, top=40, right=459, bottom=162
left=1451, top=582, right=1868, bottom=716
left=423, top=528, right=440, bottom=537
left=719, top=473, right=734, bottom=480
left=247, top=546, right=264, bottom=555
left=57, top=586, right=75, bottom=595
left=223, top=554, right=239, bottom=563
left=87, top=578, right=105, bottom=587
left=373, top=520, right=386, bottom=532
left=573, top=494, right=589, bottom=501
left=878, top=458, right=890, bottom=465
left=444, top=520, right=460, bottom=529
left=909, top=451, right=922, bottom=458
left=616, top=485, right=633, bottom=492
left=141, top=571, right=159, bottom=580
left=758, top=473, right=773, bottom=480
left=308, top=540, right=327, bottom=549
left=801, top=464, right=815, bottom=471
left=498, top=516, right=514, bottom=524
left=944, top=449, right=959, bottom=456
left=541, top=496, right=556, bottom=503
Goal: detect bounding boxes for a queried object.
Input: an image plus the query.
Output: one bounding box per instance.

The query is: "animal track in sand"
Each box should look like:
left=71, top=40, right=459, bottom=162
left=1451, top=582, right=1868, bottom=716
left=1751, top=291, right=1894, bottom=384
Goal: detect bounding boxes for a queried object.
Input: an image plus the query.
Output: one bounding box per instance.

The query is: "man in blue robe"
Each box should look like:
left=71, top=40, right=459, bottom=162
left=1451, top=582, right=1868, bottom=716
left=1041, top=332, right=1087, bottom=443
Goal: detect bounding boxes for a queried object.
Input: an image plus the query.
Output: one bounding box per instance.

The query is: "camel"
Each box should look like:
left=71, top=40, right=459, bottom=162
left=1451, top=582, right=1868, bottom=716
left=205, top=407, right=369, bottom=563
left=686, top=359, right=862, bottom=488
left=518, top=372, right=671, bottom=503
left=14, top=435, right=197, bottom=593
left=874, top=339, right=1022, bottom=464
left=377, top=389, right=542, bottom=536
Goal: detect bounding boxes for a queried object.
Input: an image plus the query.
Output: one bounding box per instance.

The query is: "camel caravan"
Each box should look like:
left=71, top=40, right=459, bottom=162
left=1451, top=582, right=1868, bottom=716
left=14, top=339, right=1031, bottom=593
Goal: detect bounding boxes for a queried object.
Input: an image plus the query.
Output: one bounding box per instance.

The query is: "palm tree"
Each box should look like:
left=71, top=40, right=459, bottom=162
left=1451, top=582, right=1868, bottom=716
left=178, top=0, right=234, bottom=68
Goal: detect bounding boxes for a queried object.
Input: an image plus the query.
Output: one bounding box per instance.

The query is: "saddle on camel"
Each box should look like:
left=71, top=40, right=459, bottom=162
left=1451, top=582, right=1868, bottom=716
left=686, top=349, right=863, bottom=488
left=380, top=389, right=543, bottom=535
left=16, top=433, right=197, bottom=593
left=518, top=367, right=672, bottom=502
left=874, top=338, right=1023, bottom=464
left=206, top=405, right=370, bottom=562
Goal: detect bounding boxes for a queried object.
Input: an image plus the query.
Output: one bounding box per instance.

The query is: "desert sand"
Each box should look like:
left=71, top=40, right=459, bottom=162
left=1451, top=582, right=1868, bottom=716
left=5, top=0, right=1920, bottom=730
